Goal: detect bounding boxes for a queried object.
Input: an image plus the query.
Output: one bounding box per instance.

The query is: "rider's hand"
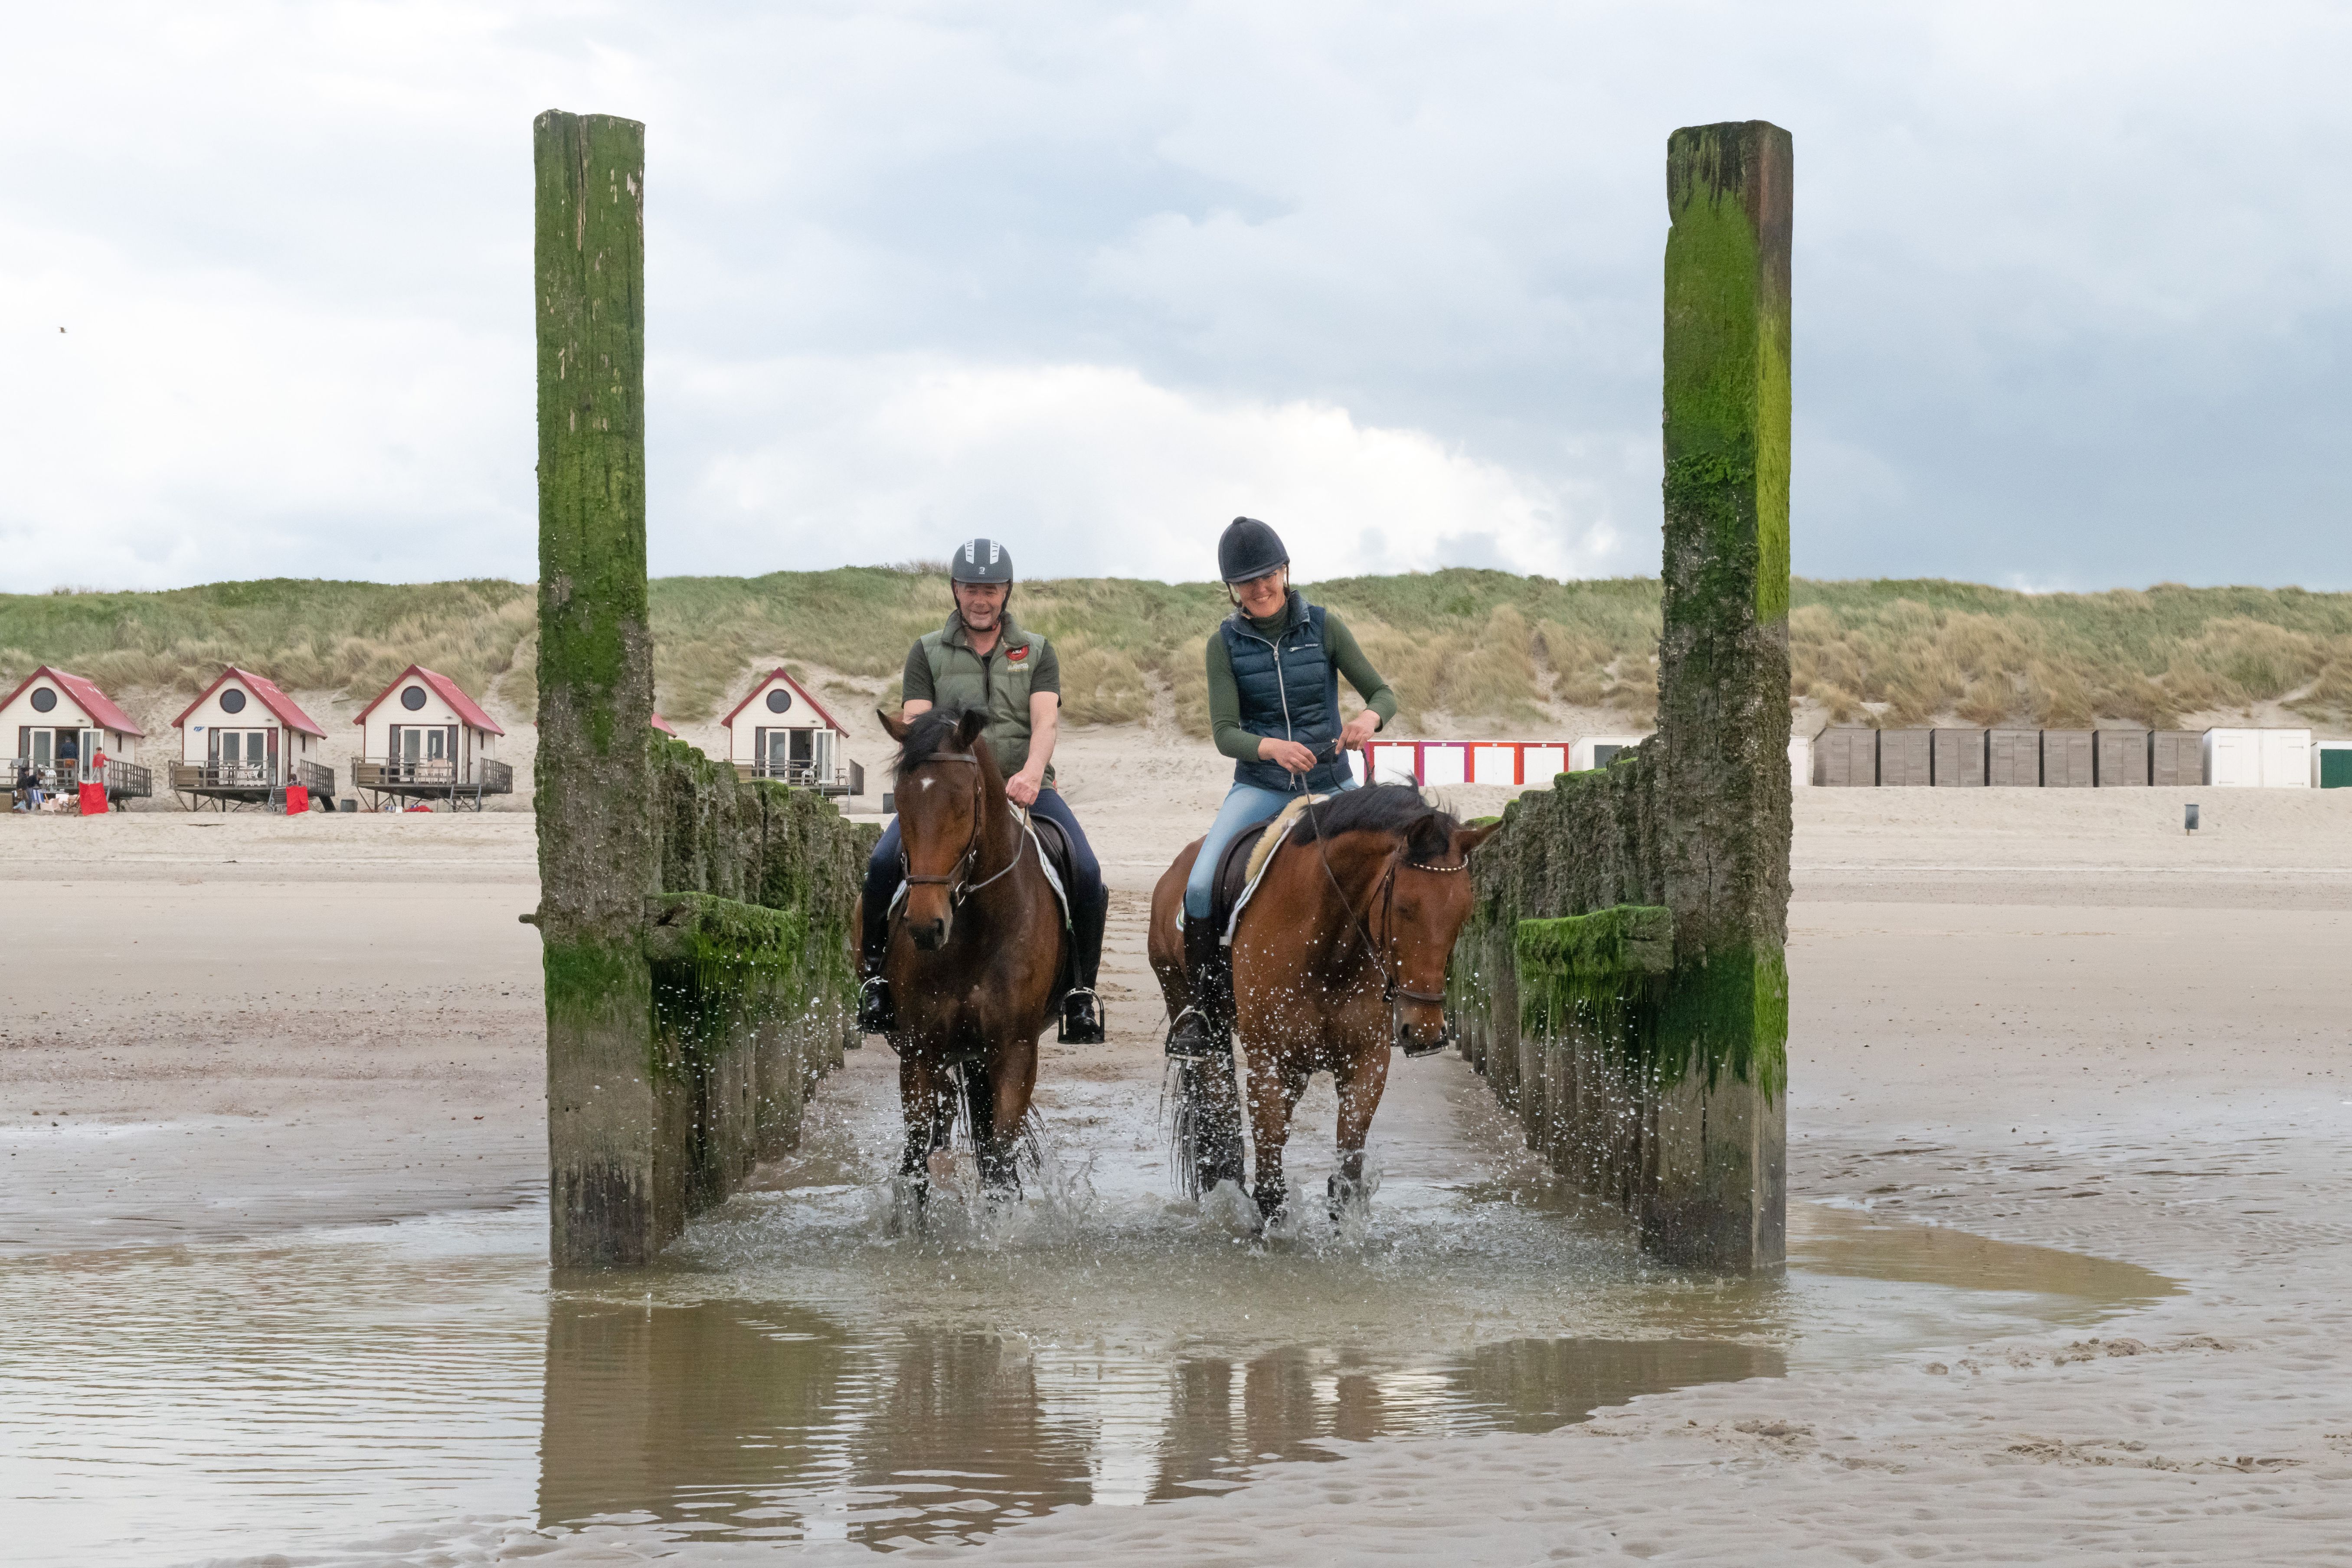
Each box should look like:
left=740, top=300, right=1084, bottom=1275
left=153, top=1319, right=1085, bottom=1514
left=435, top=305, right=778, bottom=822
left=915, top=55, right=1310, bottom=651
left=1260, top=738, right=1319, bottom=774
left=1339, top=709, right=1380, bottom=751
left=1005, top=768, right=1044, bottom=807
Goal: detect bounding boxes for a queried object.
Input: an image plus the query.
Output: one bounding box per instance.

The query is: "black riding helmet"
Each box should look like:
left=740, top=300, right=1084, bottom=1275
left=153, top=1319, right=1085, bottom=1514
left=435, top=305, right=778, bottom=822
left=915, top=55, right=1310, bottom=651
left=951, top=537, right=1014, bottom=585
left=1217, top=516, right=1288, bottom=584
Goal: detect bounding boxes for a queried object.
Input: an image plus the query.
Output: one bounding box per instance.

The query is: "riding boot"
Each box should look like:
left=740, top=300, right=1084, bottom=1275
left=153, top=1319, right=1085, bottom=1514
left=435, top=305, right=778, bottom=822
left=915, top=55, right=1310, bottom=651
left=1165, top=911, right=1230, bottom=1061
left=1058, top=887, right=1109, bottom=1044
left=855, top=887, right=894, bottom=1037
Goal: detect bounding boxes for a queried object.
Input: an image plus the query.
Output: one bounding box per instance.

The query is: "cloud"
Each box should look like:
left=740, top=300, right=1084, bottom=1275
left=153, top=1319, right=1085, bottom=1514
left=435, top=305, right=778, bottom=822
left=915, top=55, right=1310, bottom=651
left=666, top=356, right=1619, bottom=582
left=3, top=1, right=2349, bottom=593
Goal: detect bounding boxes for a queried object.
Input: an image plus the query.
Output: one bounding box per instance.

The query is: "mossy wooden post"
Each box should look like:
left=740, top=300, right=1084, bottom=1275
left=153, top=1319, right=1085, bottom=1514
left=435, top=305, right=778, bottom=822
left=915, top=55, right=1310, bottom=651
left=1650, top=120, right=1792, bottom=1267
left=534, top=109, right=660, bottom=1268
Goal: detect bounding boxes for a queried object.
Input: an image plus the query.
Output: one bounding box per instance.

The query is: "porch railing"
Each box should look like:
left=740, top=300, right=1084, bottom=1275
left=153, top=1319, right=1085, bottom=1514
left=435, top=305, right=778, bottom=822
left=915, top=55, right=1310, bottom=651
left=351, top=757, right=514, bottom=793
left=736, top=758, right=862, bottom=795
left=8, top=757, right=151, bottom=798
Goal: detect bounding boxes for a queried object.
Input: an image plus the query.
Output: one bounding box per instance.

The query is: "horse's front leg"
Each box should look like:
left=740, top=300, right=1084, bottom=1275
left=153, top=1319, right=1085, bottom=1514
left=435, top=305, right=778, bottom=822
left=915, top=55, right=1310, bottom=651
left=897, top=1054, right=948, bottom=1219
left=1246, top=1046, right=1310, bottom=1227
left=975, top=1035, right=1038, bottom=1193
left=1329, top=1040, right=1391, bottom=1219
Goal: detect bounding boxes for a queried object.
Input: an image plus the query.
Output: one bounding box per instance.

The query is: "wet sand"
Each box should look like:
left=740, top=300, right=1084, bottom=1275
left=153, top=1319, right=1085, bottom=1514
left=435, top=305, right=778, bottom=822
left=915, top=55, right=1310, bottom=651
left=4, top=741, right=2351, bottom=1560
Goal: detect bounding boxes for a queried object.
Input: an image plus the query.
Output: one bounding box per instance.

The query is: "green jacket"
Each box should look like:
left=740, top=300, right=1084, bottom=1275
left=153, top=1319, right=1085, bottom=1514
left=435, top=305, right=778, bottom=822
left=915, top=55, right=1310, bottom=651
left=912, top=611, right=1059, bottom=787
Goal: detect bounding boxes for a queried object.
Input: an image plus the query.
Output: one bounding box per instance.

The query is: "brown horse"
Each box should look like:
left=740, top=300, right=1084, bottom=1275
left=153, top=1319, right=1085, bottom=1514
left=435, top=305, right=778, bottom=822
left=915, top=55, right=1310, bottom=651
left=870, top=706, right=1064, bottom=1208
left=1149, top=784, right=1498, bottom=1226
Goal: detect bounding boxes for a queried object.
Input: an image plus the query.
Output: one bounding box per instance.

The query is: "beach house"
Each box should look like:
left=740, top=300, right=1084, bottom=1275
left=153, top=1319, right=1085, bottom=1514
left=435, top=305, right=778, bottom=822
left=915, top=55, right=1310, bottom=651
left=170, top=667, right=332, bottom=809
left=2, top=666, right=152, bottom=804
left=349, top=665, right=514, bottom=810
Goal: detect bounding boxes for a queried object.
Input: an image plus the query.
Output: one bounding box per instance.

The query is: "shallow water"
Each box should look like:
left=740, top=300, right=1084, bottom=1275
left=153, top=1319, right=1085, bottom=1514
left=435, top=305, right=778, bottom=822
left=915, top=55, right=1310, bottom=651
left=0, top=1054, right=2171, bottom=1562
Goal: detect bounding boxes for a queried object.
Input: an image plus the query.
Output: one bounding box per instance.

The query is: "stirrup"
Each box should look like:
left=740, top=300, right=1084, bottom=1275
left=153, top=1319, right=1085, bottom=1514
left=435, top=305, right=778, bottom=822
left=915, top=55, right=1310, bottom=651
left=856, top=975, right=894, bottom=1036
left=1058, top=987, right=1106, bottom=1045
left=1164, top=1006, right=1220, bottom=1062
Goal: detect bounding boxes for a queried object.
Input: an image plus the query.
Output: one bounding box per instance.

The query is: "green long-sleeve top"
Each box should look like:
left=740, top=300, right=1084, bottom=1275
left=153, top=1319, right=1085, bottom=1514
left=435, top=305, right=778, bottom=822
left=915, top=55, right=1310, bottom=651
left=1205, top=601, right=1398, bottom=762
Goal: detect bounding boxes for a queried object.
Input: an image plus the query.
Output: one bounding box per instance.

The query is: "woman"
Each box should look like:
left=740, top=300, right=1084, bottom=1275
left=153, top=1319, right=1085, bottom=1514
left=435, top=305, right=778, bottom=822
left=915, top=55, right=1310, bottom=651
left=1165, top=516, right=1398, bottom=1059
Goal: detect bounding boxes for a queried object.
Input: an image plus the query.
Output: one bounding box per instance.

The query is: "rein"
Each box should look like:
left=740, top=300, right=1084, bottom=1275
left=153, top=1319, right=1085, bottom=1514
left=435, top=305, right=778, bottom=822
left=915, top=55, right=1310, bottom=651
left=898, top=751, right=1028, bottom=906
left=1303, top=800, right=1469, bottom=1011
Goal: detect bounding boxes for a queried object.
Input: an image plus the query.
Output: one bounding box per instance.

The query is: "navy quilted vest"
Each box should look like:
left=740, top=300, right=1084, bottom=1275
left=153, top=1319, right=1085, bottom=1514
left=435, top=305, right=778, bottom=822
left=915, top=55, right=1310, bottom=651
left=1220, top=594, right=1351, bottom=794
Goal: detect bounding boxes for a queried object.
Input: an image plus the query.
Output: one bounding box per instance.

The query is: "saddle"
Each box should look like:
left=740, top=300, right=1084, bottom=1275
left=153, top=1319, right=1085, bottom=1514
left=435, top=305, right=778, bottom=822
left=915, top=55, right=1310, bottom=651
left=1027, top=811, right=1081, bottom=1005
left=1208, top=794, right=1325, bottom=939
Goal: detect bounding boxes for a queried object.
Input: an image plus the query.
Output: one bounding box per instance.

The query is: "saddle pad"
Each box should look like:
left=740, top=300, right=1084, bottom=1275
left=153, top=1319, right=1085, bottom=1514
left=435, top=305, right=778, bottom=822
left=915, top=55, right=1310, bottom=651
left=1220, top=793, right=1327, bottom=947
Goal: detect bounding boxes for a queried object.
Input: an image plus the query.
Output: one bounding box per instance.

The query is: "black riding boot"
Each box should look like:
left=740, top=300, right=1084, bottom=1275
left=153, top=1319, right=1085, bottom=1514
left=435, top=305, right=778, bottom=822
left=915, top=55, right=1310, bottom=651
left=1165, top=911, right=1230, bottom=1061
left=1059, top=887, right=1109, bottom=1044
left=855, top=888, right=893, bottom=1037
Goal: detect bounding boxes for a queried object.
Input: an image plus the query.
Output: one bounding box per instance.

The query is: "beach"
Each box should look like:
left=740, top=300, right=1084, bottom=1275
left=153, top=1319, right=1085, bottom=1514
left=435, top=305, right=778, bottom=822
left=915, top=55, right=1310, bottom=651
left=3, top=733, right=2349, bottom=1562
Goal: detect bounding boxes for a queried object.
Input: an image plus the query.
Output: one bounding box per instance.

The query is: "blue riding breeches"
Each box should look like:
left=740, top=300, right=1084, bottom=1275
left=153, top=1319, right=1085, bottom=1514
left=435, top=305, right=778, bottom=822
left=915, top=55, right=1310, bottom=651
left=1183, top=774, right=1358, bottom=921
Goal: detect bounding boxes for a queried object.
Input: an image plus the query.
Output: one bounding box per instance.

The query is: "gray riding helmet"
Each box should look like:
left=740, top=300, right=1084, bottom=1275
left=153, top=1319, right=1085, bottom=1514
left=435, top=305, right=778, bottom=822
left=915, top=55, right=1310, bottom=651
left=1217, top=516, right=1288, bottom=584
left=951, top=537, right=1014, bottom=585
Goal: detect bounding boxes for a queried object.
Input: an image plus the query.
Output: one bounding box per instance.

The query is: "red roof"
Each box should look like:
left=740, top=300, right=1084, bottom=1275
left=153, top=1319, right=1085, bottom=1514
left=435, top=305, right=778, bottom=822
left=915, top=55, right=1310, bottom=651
left=651, top=712, right=679, bottom=736
left=1, top=666, right=145, bottom=738
left=350, top=664, right=506, bottom=736
left=171, top=666, right=327, bottom=738
left=720, top=668, right=846, bottom=735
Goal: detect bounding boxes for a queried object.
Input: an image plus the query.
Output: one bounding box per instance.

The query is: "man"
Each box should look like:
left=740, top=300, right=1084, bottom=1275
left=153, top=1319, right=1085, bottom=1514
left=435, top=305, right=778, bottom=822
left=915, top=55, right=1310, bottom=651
left=858, top=537, right=1109, bottom=1042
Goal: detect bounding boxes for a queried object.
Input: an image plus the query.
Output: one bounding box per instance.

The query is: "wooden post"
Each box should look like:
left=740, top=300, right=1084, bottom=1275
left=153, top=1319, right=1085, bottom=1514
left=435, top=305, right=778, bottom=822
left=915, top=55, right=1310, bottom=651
left=533, top=109, right=662, bottom=1268
left=1649, top=120, right=1793, bottom=1268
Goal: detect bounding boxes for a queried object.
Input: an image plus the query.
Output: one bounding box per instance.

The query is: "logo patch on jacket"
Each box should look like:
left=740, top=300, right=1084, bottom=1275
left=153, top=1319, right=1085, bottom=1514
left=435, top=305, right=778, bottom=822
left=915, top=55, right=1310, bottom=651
left=1008, top=645, right=1029, bottom=662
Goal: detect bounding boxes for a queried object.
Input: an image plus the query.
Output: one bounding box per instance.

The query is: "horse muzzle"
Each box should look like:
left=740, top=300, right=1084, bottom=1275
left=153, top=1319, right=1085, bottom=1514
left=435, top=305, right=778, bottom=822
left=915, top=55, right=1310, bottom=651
left=1392, top=996, right=1453, bottom=1056
left=909, top=911, right=951, bottom=951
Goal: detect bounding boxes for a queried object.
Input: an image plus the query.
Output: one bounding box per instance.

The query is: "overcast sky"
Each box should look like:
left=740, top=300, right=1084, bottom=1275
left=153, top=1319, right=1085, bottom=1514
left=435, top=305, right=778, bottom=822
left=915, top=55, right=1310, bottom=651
left=5, top=2, right=2348, bottom=594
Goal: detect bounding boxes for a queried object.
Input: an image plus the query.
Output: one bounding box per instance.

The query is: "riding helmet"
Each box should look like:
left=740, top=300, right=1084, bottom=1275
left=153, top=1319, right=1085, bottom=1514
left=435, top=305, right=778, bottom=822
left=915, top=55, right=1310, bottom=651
left=951, top=537, right=1014, bottom=585
left=1217, top=516, right=1289, bottom=584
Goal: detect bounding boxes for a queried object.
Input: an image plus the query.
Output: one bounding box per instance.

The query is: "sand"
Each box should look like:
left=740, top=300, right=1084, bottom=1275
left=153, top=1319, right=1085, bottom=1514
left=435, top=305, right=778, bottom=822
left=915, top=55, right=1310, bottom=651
left=5, top=737, right=2351, bottom=1561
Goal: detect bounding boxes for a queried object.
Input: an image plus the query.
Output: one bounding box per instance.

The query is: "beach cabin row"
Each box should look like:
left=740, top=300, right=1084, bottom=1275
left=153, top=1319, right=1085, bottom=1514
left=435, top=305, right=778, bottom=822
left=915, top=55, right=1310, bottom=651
left=3, top=667, right=152, bottom=804
left=1812, top=725, right=2338, bottom=788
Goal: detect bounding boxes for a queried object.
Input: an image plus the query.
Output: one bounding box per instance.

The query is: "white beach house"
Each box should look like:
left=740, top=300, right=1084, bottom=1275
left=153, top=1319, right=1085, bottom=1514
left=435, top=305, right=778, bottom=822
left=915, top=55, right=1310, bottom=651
left=349, top=665, right=514, bottom=810
left=2, top=666, right=152, bottom=803
left=720, top=669, right=857, bottom=794
left=170, top=666, right=331, bottom=809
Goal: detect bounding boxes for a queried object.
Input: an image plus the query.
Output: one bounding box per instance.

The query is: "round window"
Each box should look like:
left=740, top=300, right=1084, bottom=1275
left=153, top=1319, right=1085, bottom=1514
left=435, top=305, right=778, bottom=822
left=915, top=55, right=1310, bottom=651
left=401, top=686, right=427, bottom=711
left=29, top=687, right=56, bottom=713
left=766, top=687, right=792, bottom=714
left=219, top=688, right=247, bottom=715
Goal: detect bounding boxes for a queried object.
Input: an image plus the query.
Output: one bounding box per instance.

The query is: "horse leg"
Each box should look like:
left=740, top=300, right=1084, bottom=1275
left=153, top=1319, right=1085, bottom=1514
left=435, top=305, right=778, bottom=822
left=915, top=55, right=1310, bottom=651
left=975, top=1039, right=1038, bottom=1194
left=897, top=1055, right=945, bottom=1224
left=1247, top=1054, right=1310, bottom=1227
left=1329, top=1044, right=1392, bottom=1220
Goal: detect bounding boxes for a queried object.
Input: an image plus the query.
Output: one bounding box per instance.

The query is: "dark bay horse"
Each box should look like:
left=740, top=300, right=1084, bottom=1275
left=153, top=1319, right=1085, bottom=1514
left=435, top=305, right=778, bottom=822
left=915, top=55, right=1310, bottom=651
left=868, top=706, right=1064, bottom=1208
left=1148, top=784, right=1499, bottom=1226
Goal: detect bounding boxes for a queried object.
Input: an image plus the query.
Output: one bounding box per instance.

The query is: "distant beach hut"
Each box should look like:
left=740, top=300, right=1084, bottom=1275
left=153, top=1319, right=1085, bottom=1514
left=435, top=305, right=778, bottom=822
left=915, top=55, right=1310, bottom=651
left=170, top=667, right=331, bottom=811
left=349, top=665, right=513, bottom=810
left=1986, top=728, right=2041, bottom=787
left=2095, top=729, right=2150, bottom=786
left=2, top=666, right=152, bottom=805
left=2205, top=727, right=2309, bottom=788
left=1931, top=728, right=1985, bottom=787
left=2151, top=731, right=2202, bottom=787
left=1810, top=726, right=1876, bottom=787
left=2041, top=729, right=2095, bottom=788
left=721, top=669, right=859, bottom=795
left=1878, top=729, right=1931, bottom=787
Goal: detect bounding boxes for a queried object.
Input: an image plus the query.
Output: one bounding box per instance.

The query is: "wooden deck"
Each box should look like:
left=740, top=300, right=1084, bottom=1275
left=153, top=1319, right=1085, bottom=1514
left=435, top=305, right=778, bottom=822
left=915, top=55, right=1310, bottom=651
left=351, top=757, right=514, bottom=811
left=170, top=758, right=335, bottom=811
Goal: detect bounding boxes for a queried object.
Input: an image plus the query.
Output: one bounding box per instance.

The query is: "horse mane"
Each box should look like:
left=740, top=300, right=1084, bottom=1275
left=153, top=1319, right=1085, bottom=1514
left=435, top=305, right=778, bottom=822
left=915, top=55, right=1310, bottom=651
left=893, top=704, right=991, bottom=780
left=1294, top=782, right=1459, bottom=862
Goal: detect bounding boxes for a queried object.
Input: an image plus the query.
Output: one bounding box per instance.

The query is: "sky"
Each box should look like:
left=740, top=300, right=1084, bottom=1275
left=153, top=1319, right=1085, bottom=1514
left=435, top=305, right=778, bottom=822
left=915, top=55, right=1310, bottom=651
left=4, top=1, right=2349, bottom=594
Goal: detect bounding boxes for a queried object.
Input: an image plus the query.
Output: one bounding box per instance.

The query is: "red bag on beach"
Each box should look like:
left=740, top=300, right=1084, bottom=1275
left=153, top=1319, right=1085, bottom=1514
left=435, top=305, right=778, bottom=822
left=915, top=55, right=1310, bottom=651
left=78, top=783, right=106, bottom=816
left=284, top=785, right=309, bottom=815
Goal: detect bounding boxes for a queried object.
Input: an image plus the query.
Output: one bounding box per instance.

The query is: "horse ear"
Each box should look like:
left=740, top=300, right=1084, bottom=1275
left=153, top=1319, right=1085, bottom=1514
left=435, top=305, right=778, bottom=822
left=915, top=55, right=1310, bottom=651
left=953, top=706, right=992, bottom=752
left=879, top=708, right=911, bottom=742
left=1453, top=820, right=1503, bottom=859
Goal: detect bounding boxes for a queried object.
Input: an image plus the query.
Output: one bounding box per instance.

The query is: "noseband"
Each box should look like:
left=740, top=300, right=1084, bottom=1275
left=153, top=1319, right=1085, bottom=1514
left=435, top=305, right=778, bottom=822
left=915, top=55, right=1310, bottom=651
left=898, top=751, right=1024, bottom=907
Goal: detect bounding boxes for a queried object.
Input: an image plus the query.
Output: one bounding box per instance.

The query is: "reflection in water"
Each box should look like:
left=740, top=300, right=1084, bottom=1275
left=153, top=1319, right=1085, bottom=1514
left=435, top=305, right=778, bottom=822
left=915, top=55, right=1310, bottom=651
left=532, top=1295, right=1790, bottom=1546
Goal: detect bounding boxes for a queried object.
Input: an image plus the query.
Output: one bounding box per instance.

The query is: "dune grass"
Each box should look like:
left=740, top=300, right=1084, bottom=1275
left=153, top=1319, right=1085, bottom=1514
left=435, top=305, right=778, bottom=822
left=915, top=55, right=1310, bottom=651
left=4, top=571, right=2348, bottom=734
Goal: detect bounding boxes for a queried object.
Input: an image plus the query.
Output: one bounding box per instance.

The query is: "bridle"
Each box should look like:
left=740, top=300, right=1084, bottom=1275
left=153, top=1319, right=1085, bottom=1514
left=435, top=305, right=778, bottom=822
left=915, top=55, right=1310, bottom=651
left=897, top=751, right=1026, bottom=907
left=1306, top=802, right=1469, bottom=1015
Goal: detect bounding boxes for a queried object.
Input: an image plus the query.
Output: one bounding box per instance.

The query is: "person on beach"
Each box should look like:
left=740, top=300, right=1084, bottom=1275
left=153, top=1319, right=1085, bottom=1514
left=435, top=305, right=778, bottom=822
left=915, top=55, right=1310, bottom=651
left=1164, top=516, right=1398, bottom=1061
left=857, top=536, right=1109, bottom=1043
left=13, top=761, right=37, bottom=812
